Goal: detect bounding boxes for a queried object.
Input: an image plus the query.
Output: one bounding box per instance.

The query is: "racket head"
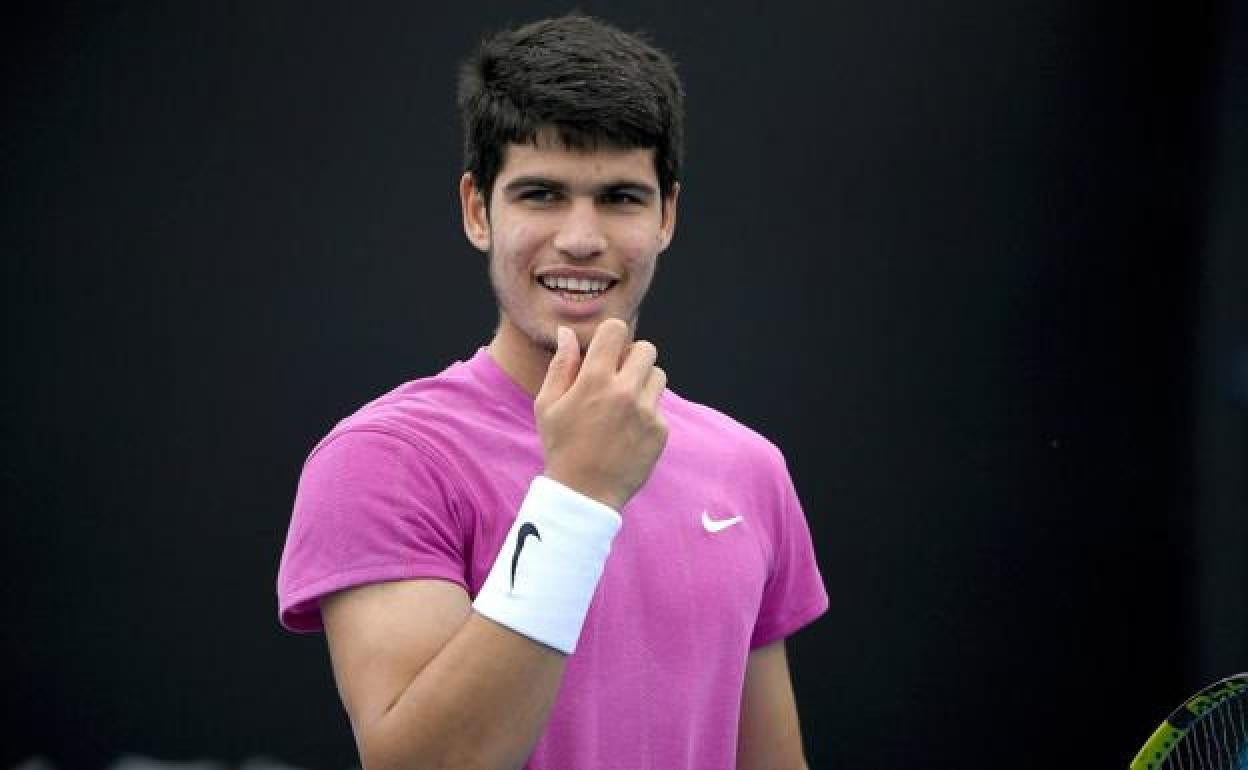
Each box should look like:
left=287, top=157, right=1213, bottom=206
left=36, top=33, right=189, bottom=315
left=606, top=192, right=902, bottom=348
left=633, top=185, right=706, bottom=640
left=1130, top=672, right=1248, bottom=769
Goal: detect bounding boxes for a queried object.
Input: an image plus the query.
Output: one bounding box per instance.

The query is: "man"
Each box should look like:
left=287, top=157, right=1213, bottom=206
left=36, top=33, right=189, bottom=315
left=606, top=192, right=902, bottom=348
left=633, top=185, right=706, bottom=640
left=277, top=14, right=827, bottom=769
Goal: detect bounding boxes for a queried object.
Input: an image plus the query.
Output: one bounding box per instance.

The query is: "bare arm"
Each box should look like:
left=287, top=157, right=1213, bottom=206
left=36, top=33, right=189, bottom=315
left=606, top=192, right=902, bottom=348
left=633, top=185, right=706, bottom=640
left=736, top=640, right=809, bottom=770
left=323, top=579, right=566, bottom=770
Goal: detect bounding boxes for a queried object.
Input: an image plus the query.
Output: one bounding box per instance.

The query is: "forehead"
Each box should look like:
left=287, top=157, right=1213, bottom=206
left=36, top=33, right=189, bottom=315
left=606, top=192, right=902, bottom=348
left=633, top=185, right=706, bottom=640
left=497, top=138, right=658, bottom=187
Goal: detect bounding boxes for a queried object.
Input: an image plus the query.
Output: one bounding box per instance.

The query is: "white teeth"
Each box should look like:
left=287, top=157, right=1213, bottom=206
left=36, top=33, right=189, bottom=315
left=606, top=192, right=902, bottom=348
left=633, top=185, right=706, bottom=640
left=540, top=276, right=611, bottom=293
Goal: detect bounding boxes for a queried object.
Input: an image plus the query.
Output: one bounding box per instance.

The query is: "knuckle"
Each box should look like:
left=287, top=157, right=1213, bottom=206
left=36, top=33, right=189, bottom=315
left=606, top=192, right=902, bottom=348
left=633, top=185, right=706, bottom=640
left=654, top=419, right=669, bottom=442
left=649, top=406, right=667, bottom=429
left=577, top=365, right=606, bottom=388
left=612, top=386, right=637, bottom=409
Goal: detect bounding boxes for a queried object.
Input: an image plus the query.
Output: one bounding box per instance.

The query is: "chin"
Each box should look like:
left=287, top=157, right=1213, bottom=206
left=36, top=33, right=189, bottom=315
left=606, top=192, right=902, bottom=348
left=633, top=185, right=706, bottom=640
left=525, top=324, right=560, bottom=355
left=534, top=334, right=559, bottom=355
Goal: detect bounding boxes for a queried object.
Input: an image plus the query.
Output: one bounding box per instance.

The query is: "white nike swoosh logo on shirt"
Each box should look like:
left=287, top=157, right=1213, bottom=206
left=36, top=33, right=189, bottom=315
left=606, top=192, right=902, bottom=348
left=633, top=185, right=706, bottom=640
left=701, top=511, right=744, bottom=533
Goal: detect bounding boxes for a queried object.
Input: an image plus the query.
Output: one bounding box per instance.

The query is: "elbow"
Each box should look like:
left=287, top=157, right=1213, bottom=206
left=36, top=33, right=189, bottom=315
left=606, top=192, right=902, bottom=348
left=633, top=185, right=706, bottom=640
left=357, top=730, right=515, bottom=770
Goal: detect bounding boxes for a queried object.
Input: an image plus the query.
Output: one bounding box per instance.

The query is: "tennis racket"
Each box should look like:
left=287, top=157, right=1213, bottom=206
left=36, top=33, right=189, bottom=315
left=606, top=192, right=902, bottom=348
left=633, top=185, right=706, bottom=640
left=1130, top=672, right=1248, bottom=769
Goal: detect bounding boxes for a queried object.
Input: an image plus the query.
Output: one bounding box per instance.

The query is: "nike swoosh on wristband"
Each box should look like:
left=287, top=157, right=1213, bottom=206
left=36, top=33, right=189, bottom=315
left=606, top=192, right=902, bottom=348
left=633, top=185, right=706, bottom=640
left=510, top=521, right=541, bottom=591
left=701, top=511, right=744, bottom=533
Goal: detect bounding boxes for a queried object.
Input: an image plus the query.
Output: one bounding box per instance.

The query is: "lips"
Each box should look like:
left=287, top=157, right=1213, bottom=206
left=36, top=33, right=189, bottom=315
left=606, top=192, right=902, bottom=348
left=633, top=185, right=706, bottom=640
left=532, top=271, right=618, bottom=318
left=534, top=266, right=620, bottom=304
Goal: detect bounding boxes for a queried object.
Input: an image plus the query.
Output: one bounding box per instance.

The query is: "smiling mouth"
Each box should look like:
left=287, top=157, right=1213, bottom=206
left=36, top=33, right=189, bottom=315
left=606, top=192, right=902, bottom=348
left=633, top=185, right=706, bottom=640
left=537, top=275, right=617, bottom=301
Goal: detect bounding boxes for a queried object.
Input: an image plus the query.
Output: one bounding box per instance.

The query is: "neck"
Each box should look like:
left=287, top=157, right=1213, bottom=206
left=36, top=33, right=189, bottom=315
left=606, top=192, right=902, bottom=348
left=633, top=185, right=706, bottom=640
left=487, top=318, right=554, bottom=398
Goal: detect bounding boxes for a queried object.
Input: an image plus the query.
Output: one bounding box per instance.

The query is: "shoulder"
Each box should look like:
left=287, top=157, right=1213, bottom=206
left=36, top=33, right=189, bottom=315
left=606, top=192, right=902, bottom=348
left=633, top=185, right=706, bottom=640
left=292, top=364, right=476, bottom=512
left=661, top=388, right=788, bottom=467
left=307, top=352, right=509, bottom=465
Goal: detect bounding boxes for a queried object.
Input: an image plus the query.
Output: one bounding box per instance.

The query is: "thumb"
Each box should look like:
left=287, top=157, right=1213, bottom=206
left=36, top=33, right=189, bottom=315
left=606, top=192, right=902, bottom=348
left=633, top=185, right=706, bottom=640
left=536, top=326, right=580, bottom=407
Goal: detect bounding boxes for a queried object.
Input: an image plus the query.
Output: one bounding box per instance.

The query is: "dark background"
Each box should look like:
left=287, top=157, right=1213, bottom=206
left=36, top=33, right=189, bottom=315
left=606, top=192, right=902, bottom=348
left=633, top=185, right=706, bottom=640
left=3, top=2, right=1246, bottom=768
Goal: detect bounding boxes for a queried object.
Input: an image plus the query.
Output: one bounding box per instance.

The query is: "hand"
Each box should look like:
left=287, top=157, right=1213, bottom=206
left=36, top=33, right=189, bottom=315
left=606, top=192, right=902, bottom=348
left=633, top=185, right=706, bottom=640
left=535, top=319, right=668, bottom=511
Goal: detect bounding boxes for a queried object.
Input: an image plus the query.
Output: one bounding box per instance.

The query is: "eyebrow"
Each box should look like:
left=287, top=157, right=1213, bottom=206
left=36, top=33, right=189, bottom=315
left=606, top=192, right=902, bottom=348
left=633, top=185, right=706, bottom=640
left=502, top=175, right=658, bottom=199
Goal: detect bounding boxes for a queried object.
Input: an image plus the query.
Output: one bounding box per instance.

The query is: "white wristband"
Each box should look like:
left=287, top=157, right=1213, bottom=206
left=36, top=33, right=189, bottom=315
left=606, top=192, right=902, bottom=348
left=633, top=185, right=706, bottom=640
left=472, top=476, right=622, bottom=654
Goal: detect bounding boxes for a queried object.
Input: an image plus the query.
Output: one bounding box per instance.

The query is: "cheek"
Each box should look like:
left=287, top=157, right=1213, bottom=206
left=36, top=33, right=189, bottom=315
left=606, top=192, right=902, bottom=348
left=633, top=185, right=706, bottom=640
left=615, top=230, right=662, bottom=275
left=495, top=223, right=544, bottom=271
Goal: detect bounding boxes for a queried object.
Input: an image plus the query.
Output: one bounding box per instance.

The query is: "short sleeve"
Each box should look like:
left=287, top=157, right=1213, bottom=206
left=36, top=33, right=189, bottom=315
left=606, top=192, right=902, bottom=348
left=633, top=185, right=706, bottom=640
left=276, top=428, right=469, bottom=632
left=750, top=452, right=829, bottom=648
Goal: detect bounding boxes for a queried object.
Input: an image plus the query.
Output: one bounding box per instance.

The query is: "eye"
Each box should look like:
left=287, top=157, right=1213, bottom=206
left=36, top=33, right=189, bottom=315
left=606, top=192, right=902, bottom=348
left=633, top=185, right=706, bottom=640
left=518, top=187, right=561, bottom=203
left=600, top=190, right=645, bottom=206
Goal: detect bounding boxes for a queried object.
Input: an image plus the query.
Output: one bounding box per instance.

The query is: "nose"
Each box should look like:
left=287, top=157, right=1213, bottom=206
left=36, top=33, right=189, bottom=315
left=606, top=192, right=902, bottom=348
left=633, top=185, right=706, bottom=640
left=552, top=199, right=607, bottom=260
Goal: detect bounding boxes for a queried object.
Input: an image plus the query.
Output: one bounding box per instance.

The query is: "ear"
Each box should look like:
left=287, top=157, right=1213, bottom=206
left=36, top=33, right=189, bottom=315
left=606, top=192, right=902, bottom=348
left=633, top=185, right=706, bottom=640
left=459, top=172, right=491, bottom=252
left=657, top=181, right=680, bottom=253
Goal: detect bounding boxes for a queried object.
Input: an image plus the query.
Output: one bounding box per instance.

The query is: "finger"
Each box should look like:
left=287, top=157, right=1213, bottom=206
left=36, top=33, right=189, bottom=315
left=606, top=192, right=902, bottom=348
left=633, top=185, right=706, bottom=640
left=618, top=340, right=658, bottom=391
left=639, top=365, right=667, bottom=410
left=581, top=318, right=630, bottom=378
left=536, top=326, right=581, bottom=407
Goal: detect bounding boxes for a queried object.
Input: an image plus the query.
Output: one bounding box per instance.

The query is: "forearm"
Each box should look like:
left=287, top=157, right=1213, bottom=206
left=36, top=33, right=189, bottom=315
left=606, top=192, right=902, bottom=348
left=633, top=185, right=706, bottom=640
left=736, top=641, right=809, bottom=770
left=358, top=611, right=567, bottom=770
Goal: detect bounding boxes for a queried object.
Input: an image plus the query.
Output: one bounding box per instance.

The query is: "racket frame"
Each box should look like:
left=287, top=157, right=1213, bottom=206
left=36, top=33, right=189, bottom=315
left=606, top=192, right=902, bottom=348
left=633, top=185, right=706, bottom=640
left=1129, top=672, right=1248, bottom=769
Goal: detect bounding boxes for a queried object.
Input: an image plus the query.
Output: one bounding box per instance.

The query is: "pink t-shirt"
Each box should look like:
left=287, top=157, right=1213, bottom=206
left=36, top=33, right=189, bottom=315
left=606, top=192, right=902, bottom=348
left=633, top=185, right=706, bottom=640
left=277, top=348, right=828, bottom=769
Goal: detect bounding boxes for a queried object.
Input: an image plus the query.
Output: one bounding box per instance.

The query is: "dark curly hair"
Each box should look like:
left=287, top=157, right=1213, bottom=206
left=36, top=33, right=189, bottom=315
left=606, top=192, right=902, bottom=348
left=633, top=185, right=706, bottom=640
left=457, top=14, right=684, bottom=206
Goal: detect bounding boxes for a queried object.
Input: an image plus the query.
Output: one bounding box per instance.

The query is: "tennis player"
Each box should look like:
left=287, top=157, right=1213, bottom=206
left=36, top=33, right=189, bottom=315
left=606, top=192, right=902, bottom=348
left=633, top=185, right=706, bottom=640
left=277, top=14, right=827, bottom=769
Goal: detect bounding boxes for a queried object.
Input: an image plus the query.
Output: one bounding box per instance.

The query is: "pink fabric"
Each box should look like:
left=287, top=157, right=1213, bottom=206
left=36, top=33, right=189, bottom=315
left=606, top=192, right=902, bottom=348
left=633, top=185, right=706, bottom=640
left=277, top=348, right=828, bottom=769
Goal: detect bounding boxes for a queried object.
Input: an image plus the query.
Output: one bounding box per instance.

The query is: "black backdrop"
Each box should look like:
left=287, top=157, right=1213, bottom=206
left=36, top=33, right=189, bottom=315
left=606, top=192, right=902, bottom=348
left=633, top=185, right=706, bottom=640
left=3, top=2, right=1245, bottom=768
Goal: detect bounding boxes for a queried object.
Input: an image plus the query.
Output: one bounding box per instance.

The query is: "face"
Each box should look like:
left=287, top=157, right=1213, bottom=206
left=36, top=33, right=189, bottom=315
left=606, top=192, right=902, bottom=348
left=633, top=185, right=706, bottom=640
left=461, top=137, right=678, bottom=356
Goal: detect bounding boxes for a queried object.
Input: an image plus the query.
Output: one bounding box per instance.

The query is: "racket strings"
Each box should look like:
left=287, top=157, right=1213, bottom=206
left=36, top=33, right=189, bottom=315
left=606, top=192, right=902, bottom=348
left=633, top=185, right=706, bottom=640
left=1161, top=693, right=1248, bottom=770
left=1236, top=697, right=1248, bottom=770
